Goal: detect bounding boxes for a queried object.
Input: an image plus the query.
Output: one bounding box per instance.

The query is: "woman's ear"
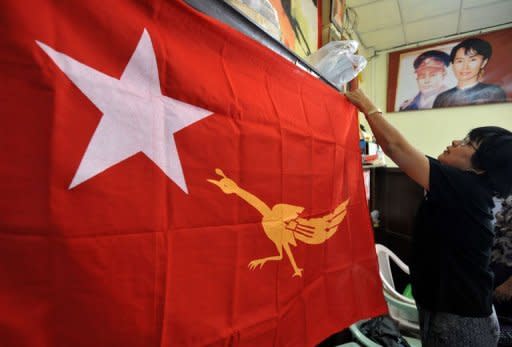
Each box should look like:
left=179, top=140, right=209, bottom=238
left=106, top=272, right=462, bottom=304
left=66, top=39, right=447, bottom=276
left=481, top=59, right=489, bottom=69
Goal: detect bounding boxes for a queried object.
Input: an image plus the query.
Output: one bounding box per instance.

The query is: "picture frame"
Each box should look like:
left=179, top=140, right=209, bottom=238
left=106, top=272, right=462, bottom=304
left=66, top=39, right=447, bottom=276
left=223, top=0, right=319, bottom=59
left=387, top=27, right=512, bottom=112
left=331, top=0, right=346, bottom=34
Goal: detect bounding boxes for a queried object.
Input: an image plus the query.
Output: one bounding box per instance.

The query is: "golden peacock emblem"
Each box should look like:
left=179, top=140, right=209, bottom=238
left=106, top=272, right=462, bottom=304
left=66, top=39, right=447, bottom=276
left=208, top=168, right=350, bottom=278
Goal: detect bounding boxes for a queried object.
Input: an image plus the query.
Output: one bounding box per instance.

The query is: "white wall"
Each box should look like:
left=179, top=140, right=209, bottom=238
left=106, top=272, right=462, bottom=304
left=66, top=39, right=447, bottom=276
left=358, top=53, right=512, bottom=167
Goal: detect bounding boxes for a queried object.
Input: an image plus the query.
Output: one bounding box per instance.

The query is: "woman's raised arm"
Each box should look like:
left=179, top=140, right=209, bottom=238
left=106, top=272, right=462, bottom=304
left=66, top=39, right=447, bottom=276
left=346, top=89, right=430, bottom=190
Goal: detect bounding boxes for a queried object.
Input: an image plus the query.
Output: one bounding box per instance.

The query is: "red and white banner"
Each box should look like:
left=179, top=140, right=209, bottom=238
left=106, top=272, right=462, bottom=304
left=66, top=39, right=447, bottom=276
left=0, top=1, right=386, bottom=346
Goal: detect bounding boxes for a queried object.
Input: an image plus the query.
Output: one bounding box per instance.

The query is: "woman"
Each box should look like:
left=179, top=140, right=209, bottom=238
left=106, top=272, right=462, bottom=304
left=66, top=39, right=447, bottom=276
left=346, top=88, right=512, bottom=346
left=433, top=37, right=506, bottom=108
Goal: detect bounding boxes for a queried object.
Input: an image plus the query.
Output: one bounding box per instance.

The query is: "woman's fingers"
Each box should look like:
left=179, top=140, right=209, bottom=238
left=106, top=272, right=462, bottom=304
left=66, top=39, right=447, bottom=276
left=345, top=89, right=375, bottom=115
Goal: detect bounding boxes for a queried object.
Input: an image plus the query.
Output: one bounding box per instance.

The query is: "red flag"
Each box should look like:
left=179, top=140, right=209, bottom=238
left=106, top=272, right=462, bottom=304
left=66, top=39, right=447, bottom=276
left=0, top=1, right=386, bottom=346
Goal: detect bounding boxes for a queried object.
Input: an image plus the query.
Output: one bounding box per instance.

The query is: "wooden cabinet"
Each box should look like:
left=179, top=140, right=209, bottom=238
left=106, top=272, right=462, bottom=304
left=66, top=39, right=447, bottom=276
left=369, top=167, right=424, bottom=266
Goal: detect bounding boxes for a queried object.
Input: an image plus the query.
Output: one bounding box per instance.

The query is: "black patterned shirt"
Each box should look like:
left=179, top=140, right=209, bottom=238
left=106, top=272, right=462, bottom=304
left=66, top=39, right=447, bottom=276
left=433, top=83, right=506, bottom=108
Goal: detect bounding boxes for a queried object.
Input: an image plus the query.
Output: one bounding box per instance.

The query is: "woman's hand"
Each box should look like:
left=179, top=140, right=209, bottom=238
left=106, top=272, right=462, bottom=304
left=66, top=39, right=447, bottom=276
left=345, top=89, right=380, bottom=116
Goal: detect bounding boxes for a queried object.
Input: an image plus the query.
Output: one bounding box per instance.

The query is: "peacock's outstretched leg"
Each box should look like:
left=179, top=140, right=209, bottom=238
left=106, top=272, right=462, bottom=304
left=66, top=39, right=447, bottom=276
left=248, top=244, right=283, bottom=270
left=282, top=243, right=303, bottom=277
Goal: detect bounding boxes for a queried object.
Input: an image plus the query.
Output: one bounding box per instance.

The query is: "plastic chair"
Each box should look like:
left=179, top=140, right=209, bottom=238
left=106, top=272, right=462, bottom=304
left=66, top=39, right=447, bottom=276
left=383, top=290, right=419, bottom=332
left=375, top=244, right=420, bottom=332
left=348, top=322, right=380, bottom=347
left=375, top=244, right=415, bottom=305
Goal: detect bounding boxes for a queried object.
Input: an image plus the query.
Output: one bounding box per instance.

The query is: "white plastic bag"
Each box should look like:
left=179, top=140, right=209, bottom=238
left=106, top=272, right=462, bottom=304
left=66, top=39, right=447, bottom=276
left=306, top=40, right=367, bottom=89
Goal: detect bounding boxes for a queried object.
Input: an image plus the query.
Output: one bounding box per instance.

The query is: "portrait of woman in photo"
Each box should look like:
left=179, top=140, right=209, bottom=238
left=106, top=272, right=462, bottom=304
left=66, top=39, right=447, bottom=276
left=433, top=37, right=506, bottom=108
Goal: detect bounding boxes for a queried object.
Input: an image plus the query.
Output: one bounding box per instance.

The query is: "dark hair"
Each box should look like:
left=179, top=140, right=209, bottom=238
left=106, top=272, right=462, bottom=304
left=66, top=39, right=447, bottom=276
left=413, top=50, right=450, bottom=69
left=449, top=38, right=492, bottom=63
left=469, top=126, right=512, bottom=197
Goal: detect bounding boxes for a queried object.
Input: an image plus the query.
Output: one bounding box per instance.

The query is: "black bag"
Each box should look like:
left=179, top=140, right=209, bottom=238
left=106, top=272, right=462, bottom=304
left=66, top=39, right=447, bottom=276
left=359, top=315, right=411, bottom=347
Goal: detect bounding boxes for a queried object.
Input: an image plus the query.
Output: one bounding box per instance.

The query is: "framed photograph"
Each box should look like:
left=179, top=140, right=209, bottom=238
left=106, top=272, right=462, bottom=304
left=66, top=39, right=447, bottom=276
left=223, top=0, right=282, bottom=41
left=387, top=27, right=512, bottom=112
left=224, top=0, right=318, bottom=59
left=331, top=0, right=346, bottom=34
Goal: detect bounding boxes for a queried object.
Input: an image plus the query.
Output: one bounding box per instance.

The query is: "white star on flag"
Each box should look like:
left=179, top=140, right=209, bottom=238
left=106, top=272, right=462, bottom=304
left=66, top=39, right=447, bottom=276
left=36, top=29, right=213, bottom=193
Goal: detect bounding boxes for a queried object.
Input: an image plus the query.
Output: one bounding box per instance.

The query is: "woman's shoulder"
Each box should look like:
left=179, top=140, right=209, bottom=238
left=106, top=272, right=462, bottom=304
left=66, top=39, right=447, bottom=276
left=437, top=87, right=457, bottom=97
left=429, top=157, right=490, bottom=191
left=476, top=83, right=506, bottom=95
left=433, top=87, right=458, bottom=107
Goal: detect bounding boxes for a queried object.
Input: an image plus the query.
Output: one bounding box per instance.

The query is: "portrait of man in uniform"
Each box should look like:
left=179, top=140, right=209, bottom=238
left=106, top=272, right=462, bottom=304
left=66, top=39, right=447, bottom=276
left=399, top=50, right=450, bottom=111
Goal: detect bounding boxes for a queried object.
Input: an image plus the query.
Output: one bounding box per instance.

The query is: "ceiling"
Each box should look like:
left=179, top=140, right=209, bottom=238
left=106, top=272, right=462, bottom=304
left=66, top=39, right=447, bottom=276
left=345, top=0, right=512, bottom=52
